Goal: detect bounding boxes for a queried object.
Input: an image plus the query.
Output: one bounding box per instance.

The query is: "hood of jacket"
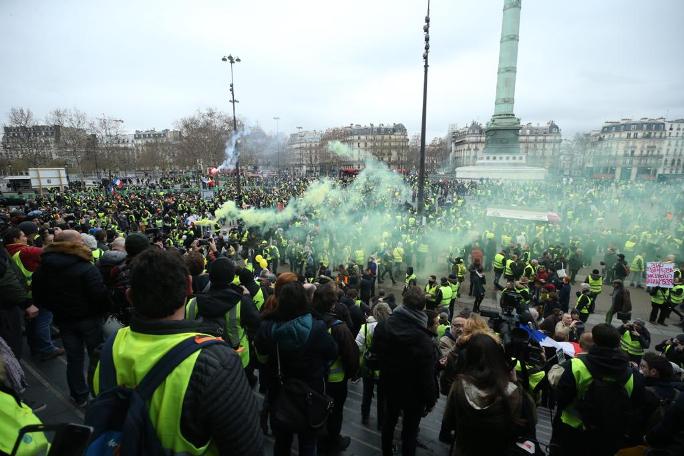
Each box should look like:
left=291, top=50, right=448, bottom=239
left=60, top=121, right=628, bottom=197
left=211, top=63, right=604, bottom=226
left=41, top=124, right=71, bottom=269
left=590, top=273, right=602, bottom=280
left=195, top=286, right=242, bottom=319
left=99, top=250, right=127, bottom=267
left=41, top=241, right=92, bottom=268
left=383, top=305, right=431, bottom=342
left=271, top=313, right=314, bottom=351
left=461, top=378, right=518, bottom=411
left=585, top=345, right=631, bottom=379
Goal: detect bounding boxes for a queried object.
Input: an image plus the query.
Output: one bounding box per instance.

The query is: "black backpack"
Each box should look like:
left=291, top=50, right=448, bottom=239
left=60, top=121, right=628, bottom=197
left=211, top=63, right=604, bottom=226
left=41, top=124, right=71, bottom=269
left=84, top=332, right=224, bottom=455
left=574, top=363, right=633, bottom=445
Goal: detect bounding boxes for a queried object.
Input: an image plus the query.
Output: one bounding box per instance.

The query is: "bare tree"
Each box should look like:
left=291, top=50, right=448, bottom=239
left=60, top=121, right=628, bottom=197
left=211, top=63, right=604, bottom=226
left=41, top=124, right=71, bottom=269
left=90, top=115, right=126, bottom=177
left=45, top=108, right=94, bottom=176
left=6, top=107, right=35, bottom=127
left=175, top=108, right=237, bottom=170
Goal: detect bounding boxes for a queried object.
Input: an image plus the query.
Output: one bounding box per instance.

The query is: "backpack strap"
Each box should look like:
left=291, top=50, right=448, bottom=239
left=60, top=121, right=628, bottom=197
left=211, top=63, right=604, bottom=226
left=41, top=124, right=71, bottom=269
left=99, top=329, right=121, bottom=392
left=135, top=336, right=225, bottom=401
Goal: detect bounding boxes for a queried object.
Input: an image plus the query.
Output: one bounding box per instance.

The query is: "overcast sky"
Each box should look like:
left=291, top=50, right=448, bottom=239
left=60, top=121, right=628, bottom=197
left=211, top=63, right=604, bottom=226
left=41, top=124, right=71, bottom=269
left=2, top=0, right=683, bottom=140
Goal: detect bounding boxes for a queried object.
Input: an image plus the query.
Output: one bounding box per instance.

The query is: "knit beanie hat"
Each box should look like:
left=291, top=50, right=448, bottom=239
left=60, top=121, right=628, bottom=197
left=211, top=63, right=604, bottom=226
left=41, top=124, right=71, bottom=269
left=125, top=232, right=150, bottom=257
left=209, top=257, right=235, bottom=289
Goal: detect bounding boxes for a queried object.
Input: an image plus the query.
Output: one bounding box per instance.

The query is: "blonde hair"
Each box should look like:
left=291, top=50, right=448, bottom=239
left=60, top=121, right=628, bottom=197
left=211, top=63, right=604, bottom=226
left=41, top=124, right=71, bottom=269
left=458, top=314, right=501, bottom=346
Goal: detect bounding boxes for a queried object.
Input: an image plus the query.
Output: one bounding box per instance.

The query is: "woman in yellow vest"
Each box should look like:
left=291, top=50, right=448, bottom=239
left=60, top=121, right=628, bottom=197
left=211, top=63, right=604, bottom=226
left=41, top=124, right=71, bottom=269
left=355, top=302, right=392, bottom=429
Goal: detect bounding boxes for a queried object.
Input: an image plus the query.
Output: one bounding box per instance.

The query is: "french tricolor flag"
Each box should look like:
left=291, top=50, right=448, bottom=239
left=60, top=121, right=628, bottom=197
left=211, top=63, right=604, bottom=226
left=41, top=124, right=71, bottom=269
left=518, top=325, right=579, bottom=357
left=113, top=178, right=123, bottom=189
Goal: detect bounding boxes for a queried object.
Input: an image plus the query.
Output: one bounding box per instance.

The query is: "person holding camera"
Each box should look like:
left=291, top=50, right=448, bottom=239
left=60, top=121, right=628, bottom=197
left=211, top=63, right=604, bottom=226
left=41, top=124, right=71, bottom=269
left=619, top=319, right=650, bottom=363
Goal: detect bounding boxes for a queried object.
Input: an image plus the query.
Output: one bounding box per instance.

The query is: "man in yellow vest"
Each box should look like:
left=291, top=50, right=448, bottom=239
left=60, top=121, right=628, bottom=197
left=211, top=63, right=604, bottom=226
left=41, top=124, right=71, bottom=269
left=619, top=319, right=650, bottom=363
left=392, top=243, right=405, bottom=277
left=435, top=277, right=453, bottom=313
left=552, top=324, right=645, bottom=455
left=629, top=252, right=645, bottom=288
left=91, top=248, right=263, bottom=455
left=648, top=286, right=670, bottom=325
left=492, top=250, right=506, bottom=290
left=424, top=275, right=438, bottom=309
left=584, top=269, right=603, bottom=313
left=185, top=258, right=261, bottom=372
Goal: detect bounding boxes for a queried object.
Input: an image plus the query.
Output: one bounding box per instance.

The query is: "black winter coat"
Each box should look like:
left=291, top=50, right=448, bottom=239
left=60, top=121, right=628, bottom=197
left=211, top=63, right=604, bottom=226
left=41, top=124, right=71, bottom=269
left=32, top=241, right=109, bottom=322
left=193, top=285, right=261, bottom=342
left=94, top=317, right=264, bottom=455
left=372, top=306, right=439, bottom=410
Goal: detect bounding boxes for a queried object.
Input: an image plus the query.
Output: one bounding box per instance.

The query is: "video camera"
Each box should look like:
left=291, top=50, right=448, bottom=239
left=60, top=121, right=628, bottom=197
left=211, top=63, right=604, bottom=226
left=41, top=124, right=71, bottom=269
left=480, top=305, right=544, bottom=369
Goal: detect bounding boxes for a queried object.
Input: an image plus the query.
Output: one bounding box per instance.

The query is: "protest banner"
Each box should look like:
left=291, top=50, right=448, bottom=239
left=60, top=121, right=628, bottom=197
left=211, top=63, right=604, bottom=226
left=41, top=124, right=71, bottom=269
left=646, top=262, right=675, bottom=288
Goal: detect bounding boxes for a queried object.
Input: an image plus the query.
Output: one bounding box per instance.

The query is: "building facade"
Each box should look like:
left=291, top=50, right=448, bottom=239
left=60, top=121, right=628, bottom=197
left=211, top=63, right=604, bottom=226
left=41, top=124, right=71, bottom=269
left=450, top=120, right=561, bottom=171
left=286, top=130, right=323, bottom=174
left=341, top=123, right=409, bottom=169
left=286, top=123, right=409, bottom=174
left=1, top=125, right=96, bottom=168
left=584, top=117, right=683, bottom=181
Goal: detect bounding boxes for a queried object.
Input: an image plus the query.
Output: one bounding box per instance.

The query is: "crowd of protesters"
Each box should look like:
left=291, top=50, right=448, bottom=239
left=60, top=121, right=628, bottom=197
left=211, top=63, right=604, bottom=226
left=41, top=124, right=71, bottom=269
left=1, top=174, right=684, bottom=455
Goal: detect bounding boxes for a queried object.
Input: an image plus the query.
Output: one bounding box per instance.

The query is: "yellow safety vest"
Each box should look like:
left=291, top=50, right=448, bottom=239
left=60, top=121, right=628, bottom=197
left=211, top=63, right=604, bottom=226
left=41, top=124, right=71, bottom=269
left=630, top=255, right=644, bottom=272
left=11, top=251, right=32, bottom=289
left=360, top=323, right=379, bottom=379
left=92, top=248, right=103, bottom=263
left=576, top=294, right=592, bottom=314
left=456, top=263, right=466, bottom=279
left=405, top=273, right=416, bottom=286
left=560, top=357, right=633, bottom=429
left=439, top=285, right=453, bottom=307
left=493, top=253, right=505, bottom=270
left=670, top=285, right=684, bottom=305
left=650, top=288, right=668, bottom=305
left=393, top=247, right=404, bottom=263
left=424, top=283, right=438, bottom=298
left=0, top=390, right=49, bottom=456
left=185, top=297, right=249, bottom=368
left=328, top=321, right=345, bottom=383
left=620, top=330, right=644, bottom=358
left=504, top=259, right=514, bottom=277
left=449, top=280, right=460, bottom=297
left=355, top=249, right=366, bottom=265
left=587, top=276, right=603, bottom=294
left=93, top=328, right=220, bottom=455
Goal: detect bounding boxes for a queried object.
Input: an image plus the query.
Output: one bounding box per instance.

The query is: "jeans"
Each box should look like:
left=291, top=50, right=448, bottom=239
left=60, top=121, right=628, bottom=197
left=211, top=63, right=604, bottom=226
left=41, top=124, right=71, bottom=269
left=382, top=400, right=423, bottom=456
left=629, top=271, right=643, bottom=287
left=26, top=308, right=58, bottom=356
left=326, top=380, right=348, bottom=442
left=57, top=317, right=104, bottom=402
left=380, top=265, right=395, bottom=283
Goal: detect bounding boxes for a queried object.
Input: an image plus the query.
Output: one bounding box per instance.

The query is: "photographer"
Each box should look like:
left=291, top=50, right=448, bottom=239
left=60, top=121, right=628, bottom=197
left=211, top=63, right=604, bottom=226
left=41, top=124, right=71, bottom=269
left=500, top=281, right=523, bottom=315
left=655, top=334, right=684, bottom=369
left=619, top=319, right=650, bottom=363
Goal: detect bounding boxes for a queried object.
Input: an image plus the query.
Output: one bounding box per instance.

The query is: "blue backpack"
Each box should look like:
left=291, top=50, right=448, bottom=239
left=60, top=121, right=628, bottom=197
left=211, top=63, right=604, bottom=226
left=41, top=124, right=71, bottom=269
left=84, top=332, right=224, bottom=455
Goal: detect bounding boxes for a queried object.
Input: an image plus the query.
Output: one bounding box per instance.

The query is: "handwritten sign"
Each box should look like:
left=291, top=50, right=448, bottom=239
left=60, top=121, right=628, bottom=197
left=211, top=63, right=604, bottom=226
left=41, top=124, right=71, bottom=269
left=646, top=262, right=675, bottom=288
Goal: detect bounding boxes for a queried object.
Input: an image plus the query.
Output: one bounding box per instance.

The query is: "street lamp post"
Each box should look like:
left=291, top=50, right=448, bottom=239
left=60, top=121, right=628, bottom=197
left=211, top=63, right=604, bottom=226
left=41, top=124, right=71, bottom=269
left=273, top=116, right=280, bottom=172
left=417, top=0, right=431, bottom=217
left=222, top=54, right=242, bottom=206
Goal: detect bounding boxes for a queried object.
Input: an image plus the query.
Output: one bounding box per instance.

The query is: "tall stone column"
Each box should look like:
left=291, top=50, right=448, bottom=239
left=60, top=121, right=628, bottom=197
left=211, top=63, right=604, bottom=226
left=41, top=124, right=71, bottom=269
left=484, top=0, right=522, bottom=155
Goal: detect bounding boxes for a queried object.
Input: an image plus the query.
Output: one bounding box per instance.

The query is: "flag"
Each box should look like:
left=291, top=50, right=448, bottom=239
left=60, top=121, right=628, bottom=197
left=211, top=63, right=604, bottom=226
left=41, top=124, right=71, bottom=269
left=113, top=178, right=123, bottom=189
left=518, top=324, right=576, bottom=357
